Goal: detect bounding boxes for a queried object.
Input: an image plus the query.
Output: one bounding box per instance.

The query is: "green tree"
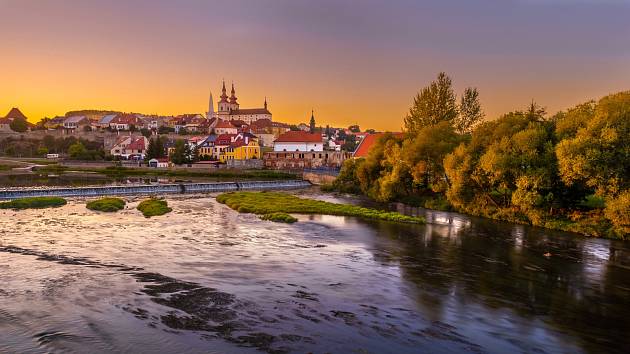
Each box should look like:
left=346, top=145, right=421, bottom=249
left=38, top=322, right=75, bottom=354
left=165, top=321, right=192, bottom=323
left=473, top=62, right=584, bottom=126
left=403, top=121, right=463, bottom=192
left=455, top=87, right=484, bottom=134
left=68, top=142, right=87, bottom=159
left=10, top=117, right=28, bottom=132
left=146, top=137, right=158, bottom=160
left=556, top=91, right=629, bottom=198
left=170, top=139, right=192, bottom=165
left=348, top=125, right=360, bottom=133
left=37, top=146, right=49, bottom=156
left=404, top=72, right=458, bottom=133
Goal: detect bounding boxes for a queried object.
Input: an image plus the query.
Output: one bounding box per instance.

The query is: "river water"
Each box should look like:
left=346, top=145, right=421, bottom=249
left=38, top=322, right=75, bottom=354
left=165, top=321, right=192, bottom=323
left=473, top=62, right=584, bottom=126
left=1, top=190, right=629, bottom=353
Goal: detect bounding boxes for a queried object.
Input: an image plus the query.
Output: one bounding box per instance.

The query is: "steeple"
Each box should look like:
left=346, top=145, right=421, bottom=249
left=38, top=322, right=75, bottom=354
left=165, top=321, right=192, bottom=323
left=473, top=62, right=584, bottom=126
left=219, top=80, right=228, bottom=102
left=229, top=82, right=238, bottom=103
left=309, top=109, right=316, bottom=133
left=207, top=91, right=214, bottom=119
left=264, top=97, right=268, bottom=110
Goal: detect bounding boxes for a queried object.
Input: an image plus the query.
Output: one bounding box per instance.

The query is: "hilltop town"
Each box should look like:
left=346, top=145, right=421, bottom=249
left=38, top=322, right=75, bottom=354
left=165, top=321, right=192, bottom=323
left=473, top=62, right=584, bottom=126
left=0, top=81, right=385, bottom=170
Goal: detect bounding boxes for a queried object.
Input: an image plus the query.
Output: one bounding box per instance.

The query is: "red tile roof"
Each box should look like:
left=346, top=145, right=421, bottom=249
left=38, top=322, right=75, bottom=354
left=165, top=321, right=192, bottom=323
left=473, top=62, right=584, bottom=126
left=126, top=137, right=146, bottom=151
left=353, top=133, right=403, bottom=158
left=215, top=134, right=236, bottom=145
left=112, top=113, right=142, bottom=125
left=4, top=107, right=27, bottom=120
left=274, top=131, right=322, bottom=143
left=215, top=120, right=236, bottom=129
left=230, top=108, right=270, bottom=115
left=250, top=119, right=273, bottom=129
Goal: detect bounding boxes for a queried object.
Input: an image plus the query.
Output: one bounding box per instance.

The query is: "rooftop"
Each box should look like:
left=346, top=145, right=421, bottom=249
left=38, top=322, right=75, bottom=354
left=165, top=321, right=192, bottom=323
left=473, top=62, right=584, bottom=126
left=274, top=131, right=322, bottom=143
left=353, top=132, right=403, bottom=158
left=4, top=107, right=27, bottom=121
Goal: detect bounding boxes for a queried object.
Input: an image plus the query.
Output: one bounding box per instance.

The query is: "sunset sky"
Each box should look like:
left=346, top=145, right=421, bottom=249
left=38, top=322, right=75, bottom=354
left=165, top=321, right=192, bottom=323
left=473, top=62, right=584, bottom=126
left=1, top=0, right=629, bottom=131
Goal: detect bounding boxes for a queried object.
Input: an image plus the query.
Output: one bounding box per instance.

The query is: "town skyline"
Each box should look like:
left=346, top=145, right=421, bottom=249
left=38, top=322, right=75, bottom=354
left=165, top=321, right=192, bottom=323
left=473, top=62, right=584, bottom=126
left=2, top=0, right=629, bottom=130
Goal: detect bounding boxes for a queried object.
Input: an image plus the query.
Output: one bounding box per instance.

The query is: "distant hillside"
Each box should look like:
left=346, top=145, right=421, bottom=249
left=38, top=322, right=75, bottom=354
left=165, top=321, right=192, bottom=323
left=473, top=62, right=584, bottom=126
left=64, top=109, right=122, bottom=117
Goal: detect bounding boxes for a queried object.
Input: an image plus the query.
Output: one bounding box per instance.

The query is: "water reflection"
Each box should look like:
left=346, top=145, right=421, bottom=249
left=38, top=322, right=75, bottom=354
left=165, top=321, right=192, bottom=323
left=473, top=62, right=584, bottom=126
left=0, top=195, right=629, bottom=353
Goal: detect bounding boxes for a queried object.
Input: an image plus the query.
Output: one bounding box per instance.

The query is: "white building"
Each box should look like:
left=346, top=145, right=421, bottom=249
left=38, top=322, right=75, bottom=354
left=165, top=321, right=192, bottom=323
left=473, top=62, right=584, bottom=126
left=214, top=120, right=238, bottom=135
left=63, top=115, right=90, bottom=131
left=273, top=131, right=323, bottom=152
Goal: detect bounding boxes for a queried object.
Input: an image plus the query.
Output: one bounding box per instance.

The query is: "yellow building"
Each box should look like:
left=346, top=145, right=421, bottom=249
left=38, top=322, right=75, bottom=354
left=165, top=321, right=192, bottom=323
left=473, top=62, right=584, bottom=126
left=220, top=137, right=261, bottom=162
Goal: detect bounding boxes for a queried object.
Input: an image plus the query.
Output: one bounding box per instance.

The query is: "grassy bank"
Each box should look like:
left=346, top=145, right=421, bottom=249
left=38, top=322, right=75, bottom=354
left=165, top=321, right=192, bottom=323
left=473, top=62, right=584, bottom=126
left=216, top=191, right=425, bottom=224
left=137, top=198, right=172, bottom=217
left=0, top=197, right=67, bottom=210
left=86, top=197, right=126, bottom=212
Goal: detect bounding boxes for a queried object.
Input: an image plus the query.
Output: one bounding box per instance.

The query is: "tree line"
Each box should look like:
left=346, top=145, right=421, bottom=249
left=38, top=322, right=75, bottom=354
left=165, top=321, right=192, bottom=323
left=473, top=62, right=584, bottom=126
left=331, top=72, right=629, bottom=238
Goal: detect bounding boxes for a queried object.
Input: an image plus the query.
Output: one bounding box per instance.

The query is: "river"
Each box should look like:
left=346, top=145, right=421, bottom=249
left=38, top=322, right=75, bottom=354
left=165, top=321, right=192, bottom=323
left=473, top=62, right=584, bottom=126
left=1, top=190, right=628, bottom=353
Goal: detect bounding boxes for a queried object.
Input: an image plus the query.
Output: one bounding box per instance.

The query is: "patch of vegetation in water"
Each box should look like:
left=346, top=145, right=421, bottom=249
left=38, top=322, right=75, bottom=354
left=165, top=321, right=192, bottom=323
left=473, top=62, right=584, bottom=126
left=216, top=191, right=425, bottom=224
left=260, top=212, right=298, bottom=223
left=0, top=196, right=67, bottom=210
left=86, top=197, right=126, bottom=212
left=137, top=198, right=172, bottom=217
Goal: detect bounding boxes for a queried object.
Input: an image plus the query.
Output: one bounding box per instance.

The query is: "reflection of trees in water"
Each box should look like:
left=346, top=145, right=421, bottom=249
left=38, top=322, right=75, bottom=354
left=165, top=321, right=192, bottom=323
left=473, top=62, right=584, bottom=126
left=368, top=217, right=630, bottom=353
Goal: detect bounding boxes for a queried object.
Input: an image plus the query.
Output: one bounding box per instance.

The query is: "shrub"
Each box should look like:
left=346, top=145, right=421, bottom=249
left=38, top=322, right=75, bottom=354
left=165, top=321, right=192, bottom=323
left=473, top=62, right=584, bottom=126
left=0, top=197, right=67, bottom=210
left=260, top=212, right=298, bottom=223
left=137, top=198, right=172, bottom=217
left=86, top=197, right=126, bottom=212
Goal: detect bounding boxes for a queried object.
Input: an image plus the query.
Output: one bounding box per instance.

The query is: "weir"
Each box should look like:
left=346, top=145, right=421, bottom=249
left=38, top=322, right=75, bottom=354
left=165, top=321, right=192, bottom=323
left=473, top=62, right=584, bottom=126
left=0, top=180, right=312, bottom=200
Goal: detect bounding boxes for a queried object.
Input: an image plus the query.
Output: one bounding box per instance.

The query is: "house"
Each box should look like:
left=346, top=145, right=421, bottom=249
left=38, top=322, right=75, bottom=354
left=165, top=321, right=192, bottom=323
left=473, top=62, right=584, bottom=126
left=110, top=113, right=143, bottom=131
left=273, top=131, right=323, bottom=152
left=148, top=158, right=170, bottom=168
left=196, top=135, right=218, bottom=159
left=4, top=107, right=28, bottom=122
left=212, top=133, right=236, bottom=159
left=214, top=120, right=238, bottom=135
left=97, top=114, right=117, bottom=129
left=44, top=116, right=66, bottom=130
left=1, top=108, right=29, bottom=132
left=251, top=128, right=276, bottom=147
left=0, top=118, right=10, bottom=132
left=297, top=123, right=310, bottom=131
left=63, top=115, right=90, bottom=132
left=110, top=136, right=149, bottom=159
left=220, top=133, right=260, bottom=162
left=353, top=132, right=404, bottom=158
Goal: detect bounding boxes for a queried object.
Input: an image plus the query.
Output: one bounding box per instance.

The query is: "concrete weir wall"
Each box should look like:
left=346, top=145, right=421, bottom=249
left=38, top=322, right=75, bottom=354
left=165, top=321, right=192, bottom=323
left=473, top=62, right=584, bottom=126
left=0, top=180, right=312, bottom=200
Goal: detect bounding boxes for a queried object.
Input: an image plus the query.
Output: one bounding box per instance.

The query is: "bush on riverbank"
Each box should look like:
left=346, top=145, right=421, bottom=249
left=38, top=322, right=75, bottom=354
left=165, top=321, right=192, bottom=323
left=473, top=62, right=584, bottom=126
left=86, top=197, right=126, bottom=212
left=137, top=198, right=172, bottom=217
left=216, top=191, right=425, bottom=224
left=0, top=196, right=67, bottom=210
left=260, top=212, right=298, bottom=223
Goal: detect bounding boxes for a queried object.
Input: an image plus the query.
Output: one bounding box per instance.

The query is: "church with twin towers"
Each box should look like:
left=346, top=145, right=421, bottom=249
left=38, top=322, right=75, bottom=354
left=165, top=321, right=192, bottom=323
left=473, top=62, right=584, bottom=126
left=207, top=80, right=272, bottom=124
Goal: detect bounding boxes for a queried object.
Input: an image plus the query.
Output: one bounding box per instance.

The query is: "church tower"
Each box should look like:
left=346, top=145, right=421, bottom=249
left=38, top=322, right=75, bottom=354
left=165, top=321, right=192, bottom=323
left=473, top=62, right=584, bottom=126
left=218, top=80, right=230, bottom=113
left=207, top=91, right=214, bottom=119
left=229, top=83, right=239, bottom=111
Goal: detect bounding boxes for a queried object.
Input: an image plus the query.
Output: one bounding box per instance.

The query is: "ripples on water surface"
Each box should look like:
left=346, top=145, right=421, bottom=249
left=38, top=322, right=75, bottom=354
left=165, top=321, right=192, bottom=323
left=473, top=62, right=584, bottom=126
left=1, top=192, right=629, bottom=353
